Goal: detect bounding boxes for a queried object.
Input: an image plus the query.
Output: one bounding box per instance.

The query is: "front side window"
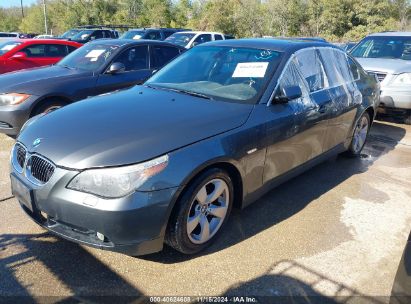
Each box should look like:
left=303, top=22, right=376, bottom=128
left=277, top=58, right=317, bottom=113
left=318, top=48, right=352, bottom=87
left=347, top=56, right=360, bottom=80
left=114, top=46, right=149, bottom=71
left=22, top=44, right=46, bottom=57
left=295, top=49, right=328, bottom=92
left=351, top=36, right=411, bottom=60
left=0, top=41, right=22, bottom=55
left=146, top=46, right=282, bottom=104
left=57, top=43, right=119, bottom=71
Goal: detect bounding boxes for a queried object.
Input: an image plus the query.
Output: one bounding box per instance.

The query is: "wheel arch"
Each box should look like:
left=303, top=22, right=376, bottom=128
left=30, top=95, right=73, bottom=117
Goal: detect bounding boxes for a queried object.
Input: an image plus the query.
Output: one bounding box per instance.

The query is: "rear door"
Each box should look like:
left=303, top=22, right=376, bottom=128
left=95, top=45, right=152, bottom=94
left=317, top=48, right=361, bottom=151
left=43, top=44, right=70, bottom=65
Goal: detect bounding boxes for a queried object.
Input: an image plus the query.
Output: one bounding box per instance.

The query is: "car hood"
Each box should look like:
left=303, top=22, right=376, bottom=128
left=0, top=65, right=90, bottom=94
left=355, top=58, right=411, bottom=74
left=18, top=86, right=254, bottom=169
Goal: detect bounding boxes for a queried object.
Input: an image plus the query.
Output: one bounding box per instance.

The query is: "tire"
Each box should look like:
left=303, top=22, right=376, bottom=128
left=31, top=98, right=68, bottom=117
left=165, top=168, right=234, bottom=254
left=346, top=111, right=371, bottom=157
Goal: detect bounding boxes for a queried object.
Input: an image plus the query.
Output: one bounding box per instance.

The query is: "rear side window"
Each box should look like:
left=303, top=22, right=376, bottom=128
left=67, top=45, right=77, bottom=53
left=22, top=44, right=46, bottom=57
left=318, top=48, right=353, bottom=86
left=214, top=34, right=223, bottom=41
left=151, top=46, right=181, bottom=68
left=92, top=31, right=104, bottom=39
left=46, top=44, right=69, bottom=57
left=295, top=49, right=328, bottom=92
left=347, top=56, right=360, bottom=80
left=114, top=45, right=149, bottom=71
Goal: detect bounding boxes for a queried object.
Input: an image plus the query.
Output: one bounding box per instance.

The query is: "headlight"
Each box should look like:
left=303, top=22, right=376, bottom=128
left=0, top=93, right=31, bottom=106
left=67, top=155, right=169, bottom=198
left=390, top=73, right=411, bottom=86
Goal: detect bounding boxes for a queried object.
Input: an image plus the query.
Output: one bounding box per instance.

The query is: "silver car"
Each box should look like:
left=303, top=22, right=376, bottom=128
left=351, top=32, right=411, bottom=124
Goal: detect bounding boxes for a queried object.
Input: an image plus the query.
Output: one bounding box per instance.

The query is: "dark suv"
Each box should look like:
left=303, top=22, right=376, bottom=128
left=120, top=28, right=189, bottom=41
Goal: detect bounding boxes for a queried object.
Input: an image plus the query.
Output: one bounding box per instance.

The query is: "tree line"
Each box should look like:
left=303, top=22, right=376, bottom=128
left=0, top=0, right=410, bottom=42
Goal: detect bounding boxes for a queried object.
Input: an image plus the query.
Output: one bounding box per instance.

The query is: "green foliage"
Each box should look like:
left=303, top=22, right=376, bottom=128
left=0, top=0, right=409, bottom=41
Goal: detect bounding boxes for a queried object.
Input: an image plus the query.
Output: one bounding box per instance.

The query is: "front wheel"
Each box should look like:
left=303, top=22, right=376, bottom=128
left=346, top=112, right=371, bottom=156
left=166, top=168, right=233, bottom=254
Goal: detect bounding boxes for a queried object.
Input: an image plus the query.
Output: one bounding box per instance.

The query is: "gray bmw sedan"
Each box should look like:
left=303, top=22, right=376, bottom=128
left=10, top=39, right=379, bottom=255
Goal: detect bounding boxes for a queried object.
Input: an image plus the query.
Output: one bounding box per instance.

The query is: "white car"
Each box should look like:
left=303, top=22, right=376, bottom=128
left=165, top=31, right=227, bottom=49
left=34, top=34, right=54, bottom=39
left=352, top=32, right=411, bottom=124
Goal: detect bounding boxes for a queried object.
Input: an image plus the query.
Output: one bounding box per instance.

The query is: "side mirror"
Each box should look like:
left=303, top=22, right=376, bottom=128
left=107, top=62, right=125, bottom=74
left=10, top=52, right=27, bottom=60
left=274, top=85, right=302, bottom=103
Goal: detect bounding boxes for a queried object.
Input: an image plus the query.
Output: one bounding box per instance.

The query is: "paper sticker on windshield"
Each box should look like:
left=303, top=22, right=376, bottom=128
left=85, top=50, right=105, bottom=58
left=232, top=62, right=269, bottom=78
left=133, top=35, right=142, bottom=39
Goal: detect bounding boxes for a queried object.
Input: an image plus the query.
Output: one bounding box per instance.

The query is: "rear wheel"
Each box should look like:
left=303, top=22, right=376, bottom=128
left=166, top=168, right=233, bottom=254
left=346, top=112, right=370, bottom=156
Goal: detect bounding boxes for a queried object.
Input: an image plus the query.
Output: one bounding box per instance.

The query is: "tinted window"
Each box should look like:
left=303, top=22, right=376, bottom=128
left=114, top=46, right=149, bottom=71
left=22, top=44, right=46, bottom=57
left=147, top=46, right=282, bottom=104
left=214, top=35, right=223, bottom=41
left=295, top=49, right=328, bottom=92
left=46, top=44, right=68, bottom=57
left=151, top=46, right=180, bottom=68
left=146, top=31, right=161, bottom=40
left=92, top=31, right=104, bottom=39
left=352, top=36, right=411, bottom=60
left=67, top=45, right=77, bottom=53
left=194, top=34, right=212, bottom=45
left=163, top=30, right=175, bottom=38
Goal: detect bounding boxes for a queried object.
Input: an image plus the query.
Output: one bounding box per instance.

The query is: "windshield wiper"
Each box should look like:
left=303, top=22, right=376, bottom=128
left=145, top=85, right=212, bottom=100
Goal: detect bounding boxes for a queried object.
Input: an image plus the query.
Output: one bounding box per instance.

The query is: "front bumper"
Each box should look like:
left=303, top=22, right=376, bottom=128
left=380, top=87, right=411, bottom=110
left=10, top=167, right=178, bottom=256
left=0, top=96, right=38, bottom=136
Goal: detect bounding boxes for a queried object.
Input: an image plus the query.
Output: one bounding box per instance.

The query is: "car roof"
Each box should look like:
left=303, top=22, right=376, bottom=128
left=369, top=32, right=411, bottom=37
left=87, top=38, right=186, bottom=49
left=199, top=38, right=335, bottom=53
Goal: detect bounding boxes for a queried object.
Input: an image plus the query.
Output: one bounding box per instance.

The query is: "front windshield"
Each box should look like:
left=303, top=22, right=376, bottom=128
left=57, top=44, right=119, bottom=71
left=120, top=30, right=145, bottom=40
left=61, top=29, right=80, bottom=39
left=71, top=30, right=93, bottom=41
left=146, top=46, right=282, bottom=104
left=0, top=41, right=22, bottom=55
left=351, top=36, right=411, bottom=60
left=165, top=33, right=195, bottom=47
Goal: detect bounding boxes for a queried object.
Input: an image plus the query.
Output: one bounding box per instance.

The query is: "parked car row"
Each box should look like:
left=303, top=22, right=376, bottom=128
left=6, top=35, right=379, bottom=256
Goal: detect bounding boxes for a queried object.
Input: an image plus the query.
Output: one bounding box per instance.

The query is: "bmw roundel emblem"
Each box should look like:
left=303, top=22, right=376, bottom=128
left=32, top=138, right=42, bottom=148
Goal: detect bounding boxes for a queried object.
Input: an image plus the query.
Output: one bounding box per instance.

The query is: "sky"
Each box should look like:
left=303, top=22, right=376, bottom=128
left=0, top=0, right=37, bottom=8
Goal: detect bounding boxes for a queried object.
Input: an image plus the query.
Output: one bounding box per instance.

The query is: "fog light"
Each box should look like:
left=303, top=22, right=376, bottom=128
left=96, top=232, right=105, bottom=241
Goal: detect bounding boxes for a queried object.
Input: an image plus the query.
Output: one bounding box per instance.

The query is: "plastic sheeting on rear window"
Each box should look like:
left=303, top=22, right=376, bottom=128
left=277, top=58, right=318, bottom=114
left=318, top=48, right=362, bottom=109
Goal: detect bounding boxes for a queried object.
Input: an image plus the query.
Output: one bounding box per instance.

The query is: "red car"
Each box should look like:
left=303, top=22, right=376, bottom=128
left=0, top=39, right=82, bottom=74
